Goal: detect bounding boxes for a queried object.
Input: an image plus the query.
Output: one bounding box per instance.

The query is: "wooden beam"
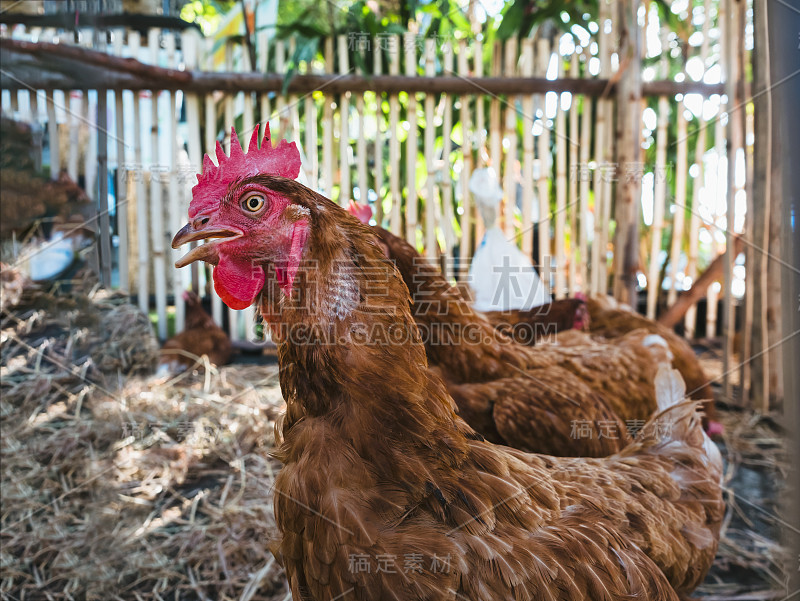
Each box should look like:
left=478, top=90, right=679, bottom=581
left=0, top=39, right=726, bottom=97
left=657, top=235, right=744, bottom=328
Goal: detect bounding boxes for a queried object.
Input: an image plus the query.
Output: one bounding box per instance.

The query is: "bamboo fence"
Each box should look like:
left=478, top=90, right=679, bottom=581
left=0, top=3, right=764, bottom=404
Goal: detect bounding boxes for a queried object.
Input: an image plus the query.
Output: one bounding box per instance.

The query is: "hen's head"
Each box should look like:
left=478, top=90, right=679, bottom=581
left=172, top=126, right=308, bottom=310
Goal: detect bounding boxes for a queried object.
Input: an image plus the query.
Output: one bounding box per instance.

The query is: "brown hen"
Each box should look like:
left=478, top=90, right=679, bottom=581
left=173, top=170, right=723, bottom=601
left=157, top=291, right=232, bottom=373
left=372, top=225, right=674, bottom=433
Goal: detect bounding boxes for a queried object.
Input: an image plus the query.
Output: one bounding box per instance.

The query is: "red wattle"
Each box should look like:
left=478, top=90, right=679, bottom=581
left=213, top=257, right=265, bottom=310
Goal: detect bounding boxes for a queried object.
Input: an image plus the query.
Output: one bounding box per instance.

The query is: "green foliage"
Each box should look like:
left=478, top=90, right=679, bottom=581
left=179, top=0, right=237, bottom=35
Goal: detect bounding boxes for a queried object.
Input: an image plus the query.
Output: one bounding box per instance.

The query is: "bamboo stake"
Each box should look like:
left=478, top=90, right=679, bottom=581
left=404, top=32, right=418, bottom=243
left=521, top=39, right=535, bottom=260
left=337, top=34, right=351, bottom=205
left=8, top=86, right=18, bottom=116
left=147, top=28, right=167, bottom=339
left=356, top=40, right=369, bottom=206
left=706, top=105, right=726, bottom=338
left=474, top=38, right=485, bottom=168
left=668, top=106, right=689, bottom=309
left=647, top=41, right=670, bottom=319
left=489, top=40, right=502, bottom=191
left=287, top=37, right=300, bottom=141
left=85, top=92, right=97, bottom=203
left=129, top=31, right=148, bottom=315
left=458, top=39, right=473, bottom=280
left=602, top=0, right=617, bottom=296
left=741, top=92, right=755, bottom=406
left=304, top=94, right=318, bottom=189
left=46, top=90, right=59, bottom=180
left=275, top=40, right=288, bottom=136
left=242, top=39, right=257, bottom=340
left=684, top=0, right=712, bottom=336
left=205, top=36, right=223, bottom=326
left=591, top=2, right=609, bottom=295
left=181, top=29, right=202, bottom=294
left=113, top=28, right=129, bottom=291
left=423, top=38, right=437, bottom=259
left=684, top=120, right=705, bottom=337
left=223, top=40, right=238, bottom=340
left=373, top=40, right=384, bottom=223
left=96, top=86, right=111, bottom=286
left=568, top=52, right=580, bottom=296
left=502, top=37, right=518, bottom=238
left=612, top=0, right=642, bottom=305
left=723, top=0, right=744, bottom=405
left=555, top=51, right=567, bottom=299
left=322, top=37, right=334, bottom=198
left=668, top=104, right=688, bottom=308
left=67, top=90, right=81, bottom=183
left=257, top=30, right=271, bottom=132
left=441, top=42, right=455, bottom=280
left=578, top=58, right=592, bottom=294
left=536, top=38, right=551, bottom=277
left=162, top=33, right=183, bottom=332
left=473, top=38, right=485, bottom=247
left=389, top=35, right=401, bottom=235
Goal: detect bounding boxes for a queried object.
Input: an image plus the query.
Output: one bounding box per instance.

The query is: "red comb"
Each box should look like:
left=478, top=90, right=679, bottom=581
left=189, top=124, right=301, bottom=218
left=347, top=200, right=373, bottom=224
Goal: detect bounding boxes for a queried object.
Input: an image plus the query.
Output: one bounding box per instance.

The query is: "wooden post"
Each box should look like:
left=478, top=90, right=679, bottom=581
left=578, top=53, right=592, bottom=294
left=181, top=29, right=202, bottom=294
left=373, top=40, right=384, bottom=222
left=322, top=37, right=334, bottom=199
left=647, top=31, right=670, bottom=319
left=458, top=40, right=473, bottom=280
left=424, top=38, right=437, bottom=259
left=612, top=0, right=643, bottom=306
left=404, top=32, right=418, bottom=243
left=591, top=3, right=610, bottom=295
left=112, top=29, right=129, bottom=292
left=568, top=52, right=580, bottom=295
left=502, top=37, right=518, bottom=238
left=554, top=52, right=567, bottom=299
left=536, top=38, right=551, bottom=275
left=356, top=40, right=369, bottom=207
left=520, top=39, right=535, bottom=260
left=148, top=28, right=168, bottom=340
left=441, top=42, right=456, bottom=279
left=723, top=0, right=744, bottom=403
left=129, top=31, right=149, bottom=316
left=684, top=0, right=714, bottom=329
left=203, top=36, right=223, bottom=326
left=97, top=88, right=111, bottom=286
left=337, top=34, right=351, bottom=206
left=388, top=35, right=401, bottom=235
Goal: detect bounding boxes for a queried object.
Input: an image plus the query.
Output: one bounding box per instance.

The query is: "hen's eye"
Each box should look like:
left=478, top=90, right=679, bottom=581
left=241, top=193, right=266, bottom=213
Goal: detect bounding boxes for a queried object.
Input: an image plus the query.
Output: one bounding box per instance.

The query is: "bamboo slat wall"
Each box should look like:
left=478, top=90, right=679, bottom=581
left=0, top=10, right=753, bottom=398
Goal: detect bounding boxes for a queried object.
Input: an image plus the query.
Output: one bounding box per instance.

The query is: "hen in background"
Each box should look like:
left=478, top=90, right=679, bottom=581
left=483, top=297, right=589, bottom=344
left=350, top=203, right=680, bottom=454
left=484, top=293, right=720, bottom=433
left=157, top=291, right=232, bottom=374
left=171, top=136, right=724, bottom=600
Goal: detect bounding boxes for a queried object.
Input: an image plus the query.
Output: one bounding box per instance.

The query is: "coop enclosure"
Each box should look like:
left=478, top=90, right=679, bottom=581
left=2, top=0, right=777, bottom=407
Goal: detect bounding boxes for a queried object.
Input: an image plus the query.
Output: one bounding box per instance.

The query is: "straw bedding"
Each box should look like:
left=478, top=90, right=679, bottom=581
left=0, top=271, right=791, bottom=600
left=1, top=274, right=289, bottom=600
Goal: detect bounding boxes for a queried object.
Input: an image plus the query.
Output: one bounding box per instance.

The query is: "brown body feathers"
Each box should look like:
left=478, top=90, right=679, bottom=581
left=225, top=177, right=723, bottom=601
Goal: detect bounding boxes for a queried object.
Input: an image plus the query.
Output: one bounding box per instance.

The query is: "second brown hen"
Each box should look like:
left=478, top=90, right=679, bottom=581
left=158, top=291, right=233, bottom=373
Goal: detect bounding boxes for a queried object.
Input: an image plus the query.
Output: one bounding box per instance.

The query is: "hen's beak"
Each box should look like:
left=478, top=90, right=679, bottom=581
left=171, top=223, right=242, bottom=268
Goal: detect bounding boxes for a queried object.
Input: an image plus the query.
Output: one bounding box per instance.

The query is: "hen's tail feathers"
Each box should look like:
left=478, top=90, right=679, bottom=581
left=637, top=367, right=723, bottom=480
